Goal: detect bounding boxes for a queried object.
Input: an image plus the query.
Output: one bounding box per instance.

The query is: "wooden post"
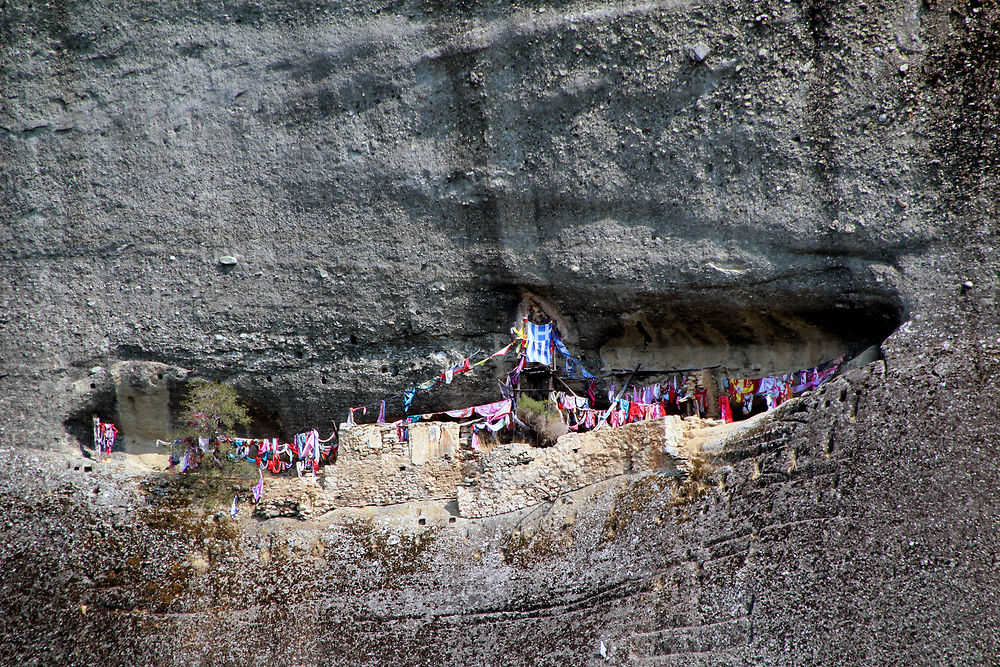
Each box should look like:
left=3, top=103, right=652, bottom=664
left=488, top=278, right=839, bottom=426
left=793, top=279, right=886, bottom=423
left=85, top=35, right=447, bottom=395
left=548, top=332, right=556, bottom=395
left=596, top=363, right=641, bottom=428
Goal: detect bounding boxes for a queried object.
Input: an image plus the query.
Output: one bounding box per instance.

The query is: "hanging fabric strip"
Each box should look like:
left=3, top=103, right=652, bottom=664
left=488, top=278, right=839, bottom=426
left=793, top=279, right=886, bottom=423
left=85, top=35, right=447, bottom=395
left=553, top=334, right=572, bottom=359
left=307, top=429, right=320, bottom=464
left=511, top=321, right=527, bottom=343
left=484, top=414, right=511, bottom=431
left=498, top=378, right=513, bottom=400
left=349, top=406, right=367, bottom=425
left=510, top=357, right=526, bottom=385
left=294, top=432, right=308, bottom=460
left=344, top=342, right=518, bottom=418
left=491, top=342, right=514, bottom=358
left=474, top=399, right=513, bottom=419
left=403, top=388, right=417, bottom=412
left=252, top=471, right=264, bottom=503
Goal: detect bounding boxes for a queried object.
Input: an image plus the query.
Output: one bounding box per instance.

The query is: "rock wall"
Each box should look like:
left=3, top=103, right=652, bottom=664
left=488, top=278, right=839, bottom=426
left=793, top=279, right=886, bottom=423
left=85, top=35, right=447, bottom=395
left=318, top=422, right=463, bottom=508
left=255, top=418, right=686, bottom=519
left=458, top=417, right=685, bottom=517
left=4, top=352, right=1000, bottom=665
left=249, top=421, right=466, bottom=518
left=2, top=0, right=1000, bottom=664
left=0, top=0, right=953, bottom=452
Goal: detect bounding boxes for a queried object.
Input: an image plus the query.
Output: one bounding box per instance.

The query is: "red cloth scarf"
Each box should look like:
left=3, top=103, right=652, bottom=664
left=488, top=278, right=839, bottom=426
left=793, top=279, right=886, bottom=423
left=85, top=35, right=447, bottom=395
left=719, top=396, right=733, bottom=423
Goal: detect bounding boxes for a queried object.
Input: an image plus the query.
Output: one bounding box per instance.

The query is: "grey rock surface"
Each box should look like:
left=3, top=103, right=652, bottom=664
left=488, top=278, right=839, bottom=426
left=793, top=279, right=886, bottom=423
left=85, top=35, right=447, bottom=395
left=687, top=42, right=711, bottom=62
left=1, top=0, right=999, bottom=664
left=2, top=0, right=953, bottom=448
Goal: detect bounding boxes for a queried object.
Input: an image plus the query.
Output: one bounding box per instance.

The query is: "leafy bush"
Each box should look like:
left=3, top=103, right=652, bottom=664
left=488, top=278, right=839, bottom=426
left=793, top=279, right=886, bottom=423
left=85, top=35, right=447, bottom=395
left=175, top=380, right=251, bottom=439
left=153, top=455, right=259, bottom=508
left=156, top=381, right=257, bottom=507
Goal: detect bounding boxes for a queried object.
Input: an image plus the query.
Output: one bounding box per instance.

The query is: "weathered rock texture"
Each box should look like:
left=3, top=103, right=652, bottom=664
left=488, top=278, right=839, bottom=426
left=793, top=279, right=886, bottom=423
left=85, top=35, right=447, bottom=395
left=2, top=0, right=1000, bottom=664
left=458, top=417, right=686, bottom=517
left=3, top=0, right=951, bottom=447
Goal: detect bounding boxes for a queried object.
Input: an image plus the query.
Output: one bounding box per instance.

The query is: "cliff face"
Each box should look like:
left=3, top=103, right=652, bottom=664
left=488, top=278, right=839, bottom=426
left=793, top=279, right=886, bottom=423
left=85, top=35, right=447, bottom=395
left=2, top=0, right=1000, bottom=664
left=3, top=0, right=964, bottom=447
left=3, top=354, right=999, bottom=666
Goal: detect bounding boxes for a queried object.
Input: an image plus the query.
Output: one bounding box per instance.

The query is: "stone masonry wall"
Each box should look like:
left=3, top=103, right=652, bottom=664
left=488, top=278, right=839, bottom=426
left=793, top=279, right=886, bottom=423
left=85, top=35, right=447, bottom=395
left=254, top=417, right=687, bottom=519
left=458, top=417, right=685, bottom=518
left=325, top=422, right=465, bottom=506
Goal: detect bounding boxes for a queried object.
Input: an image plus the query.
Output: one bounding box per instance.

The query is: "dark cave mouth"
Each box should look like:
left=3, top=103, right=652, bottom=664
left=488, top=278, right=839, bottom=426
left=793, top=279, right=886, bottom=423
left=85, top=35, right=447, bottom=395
left=63, top=376, right=287, bottom=456
left=594, top=297, right=904, bottom=379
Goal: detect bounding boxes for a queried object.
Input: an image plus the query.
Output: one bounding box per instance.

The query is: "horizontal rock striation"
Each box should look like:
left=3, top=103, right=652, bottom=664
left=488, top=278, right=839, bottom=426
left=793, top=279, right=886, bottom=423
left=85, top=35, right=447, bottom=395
left=2, top=0, right=1000, bottom=664
left=0, top=0, right=948, bottom=450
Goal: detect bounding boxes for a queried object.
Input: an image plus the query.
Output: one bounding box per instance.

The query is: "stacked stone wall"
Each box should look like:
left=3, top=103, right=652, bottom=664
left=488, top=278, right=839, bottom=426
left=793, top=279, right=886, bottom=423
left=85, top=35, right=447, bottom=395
left=458, top=417, right=685, bottom=518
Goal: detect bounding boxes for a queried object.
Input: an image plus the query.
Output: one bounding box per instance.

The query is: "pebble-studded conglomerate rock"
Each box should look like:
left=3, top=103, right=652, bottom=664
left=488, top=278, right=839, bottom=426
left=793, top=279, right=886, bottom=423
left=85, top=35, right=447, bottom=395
left=2, top=0, right=1000, bottom=664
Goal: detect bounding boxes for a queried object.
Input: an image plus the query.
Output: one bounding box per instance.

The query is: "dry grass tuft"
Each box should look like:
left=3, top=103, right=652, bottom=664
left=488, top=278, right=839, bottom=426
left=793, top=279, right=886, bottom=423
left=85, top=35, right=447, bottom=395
left=601, top=455, right=718, bottom=540
left=786, top=446, right=798, bottom=474
left=501, top=528, right=572, bottom=568
left=673, top=454, right=715, bottom=505
left=516, top=395, right=569, bottom=446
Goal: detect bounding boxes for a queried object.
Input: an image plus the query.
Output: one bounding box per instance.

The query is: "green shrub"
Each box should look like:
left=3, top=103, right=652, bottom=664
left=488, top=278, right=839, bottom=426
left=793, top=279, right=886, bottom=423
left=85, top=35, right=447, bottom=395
left=516, top=396, right=568, bottom=446
left=154, top=456, right=259, bottom=508
left=157, top=380, right=256, bottom=508
left=175, top=380, right=251, bottom=440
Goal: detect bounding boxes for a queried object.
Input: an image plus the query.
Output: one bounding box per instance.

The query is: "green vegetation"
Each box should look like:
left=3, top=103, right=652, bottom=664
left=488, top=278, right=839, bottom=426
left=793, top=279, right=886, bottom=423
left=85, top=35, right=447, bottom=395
left=175, top=380, right=251, bottom=440
left=145, top=457, right=258, bottom=509
left=149, top=380, right=258, bottom=508
left=516, top=395, right=568, bottom=446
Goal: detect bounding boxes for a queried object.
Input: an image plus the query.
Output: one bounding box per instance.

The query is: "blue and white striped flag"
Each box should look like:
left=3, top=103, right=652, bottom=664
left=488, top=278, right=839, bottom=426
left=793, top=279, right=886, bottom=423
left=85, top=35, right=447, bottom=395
left=525, top=322, right=554, bottom=365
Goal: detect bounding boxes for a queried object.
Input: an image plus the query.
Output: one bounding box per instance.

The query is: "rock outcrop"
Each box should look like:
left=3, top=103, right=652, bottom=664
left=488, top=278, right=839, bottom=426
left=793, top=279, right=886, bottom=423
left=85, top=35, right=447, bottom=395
left=2, top=0, right=952, bottom=448
left=2, top=0, right=999, bottom=664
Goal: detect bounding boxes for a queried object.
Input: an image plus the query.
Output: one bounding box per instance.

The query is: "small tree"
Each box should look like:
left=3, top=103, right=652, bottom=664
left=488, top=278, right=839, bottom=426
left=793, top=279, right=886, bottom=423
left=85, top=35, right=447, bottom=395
left=176, top=380, right=251, bottom=439
left=164, top=380, right=256, bottom=505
